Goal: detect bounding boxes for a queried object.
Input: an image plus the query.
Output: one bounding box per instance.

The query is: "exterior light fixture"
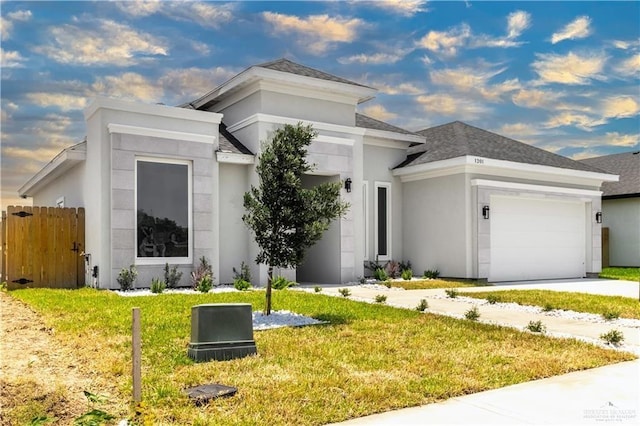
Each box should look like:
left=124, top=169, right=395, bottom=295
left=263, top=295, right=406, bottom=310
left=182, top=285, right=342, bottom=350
left=482, top=205, right=490, bottom=220
left=344, top=178, right=352, bottom=193
left=595, top=211, right=602, bottom=223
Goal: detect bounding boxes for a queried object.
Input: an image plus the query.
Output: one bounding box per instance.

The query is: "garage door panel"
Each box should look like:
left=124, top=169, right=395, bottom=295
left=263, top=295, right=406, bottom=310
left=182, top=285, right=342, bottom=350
left=489, top=196, right=586, bottom=282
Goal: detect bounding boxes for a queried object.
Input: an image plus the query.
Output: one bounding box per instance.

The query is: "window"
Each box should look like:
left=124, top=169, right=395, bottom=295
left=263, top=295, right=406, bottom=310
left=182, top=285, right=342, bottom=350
left=374, top=182, right=391, bottom=260
left=135, top=158, right=192, bottom=264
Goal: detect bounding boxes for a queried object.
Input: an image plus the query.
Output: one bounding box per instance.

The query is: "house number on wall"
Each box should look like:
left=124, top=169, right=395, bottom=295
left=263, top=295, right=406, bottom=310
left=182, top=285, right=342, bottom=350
left=474, top=158, right=484, bottom=164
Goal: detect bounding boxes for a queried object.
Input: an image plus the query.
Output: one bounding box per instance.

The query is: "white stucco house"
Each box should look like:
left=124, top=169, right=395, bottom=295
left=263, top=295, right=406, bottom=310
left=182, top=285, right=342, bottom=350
left=19, top=59, right=618, bottom=288
left=580, top=152, right=640, bottom=267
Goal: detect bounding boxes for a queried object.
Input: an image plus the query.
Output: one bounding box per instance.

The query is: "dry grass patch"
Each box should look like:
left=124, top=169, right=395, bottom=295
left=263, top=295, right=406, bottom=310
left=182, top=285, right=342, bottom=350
left=389, top=279, right=483, bottom=290
left=8, top=288, right=634, bottom=425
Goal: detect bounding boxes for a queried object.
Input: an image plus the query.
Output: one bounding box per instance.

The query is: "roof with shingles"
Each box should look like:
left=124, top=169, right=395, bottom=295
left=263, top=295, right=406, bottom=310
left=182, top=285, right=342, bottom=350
left=257, top=58, right=372, bottom=89
left=580, top=151, right=640, bottom=197
left=218, top=123, right=253, bottom=155
left=355, top=113, right=420, bottom=136
left=395, top=121, right=605, bottom=174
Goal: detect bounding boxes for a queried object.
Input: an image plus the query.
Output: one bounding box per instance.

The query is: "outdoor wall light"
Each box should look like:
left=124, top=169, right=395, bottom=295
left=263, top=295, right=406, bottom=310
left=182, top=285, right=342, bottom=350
left=595, top=211, right=602, bottom=223
left=344, top=177, right=352, bottom=193
left=482, top=205, right=490, bottom=220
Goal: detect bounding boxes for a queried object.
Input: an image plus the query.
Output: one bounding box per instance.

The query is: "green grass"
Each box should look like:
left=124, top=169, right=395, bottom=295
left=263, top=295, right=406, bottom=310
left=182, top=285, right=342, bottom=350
left=389, top=279, right=485, bottom=290
left=9, top=288, right=634, bottom=425
left=461, top=290, right=640, bottom=319
left=600, top=267, right=640, bottom=282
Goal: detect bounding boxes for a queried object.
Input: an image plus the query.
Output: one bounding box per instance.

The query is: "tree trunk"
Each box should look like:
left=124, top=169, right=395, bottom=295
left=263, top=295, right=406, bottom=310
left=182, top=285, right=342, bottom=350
left=265, top=266, right=273, bottom=315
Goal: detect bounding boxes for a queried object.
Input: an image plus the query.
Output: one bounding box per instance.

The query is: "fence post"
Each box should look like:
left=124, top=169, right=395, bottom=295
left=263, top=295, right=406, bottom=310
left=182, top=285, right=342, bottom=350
left=132, top=307, right=141, bottom=403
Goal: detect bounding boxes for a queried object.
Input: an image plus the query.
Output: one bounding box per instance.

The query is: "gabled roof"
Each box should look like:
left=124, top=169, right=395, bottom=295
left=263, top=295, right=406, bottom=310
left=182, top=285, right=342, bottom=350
left=395, top=121, right=604, bottom=173
left=257, top=58, right=372, bottom=89
left=579, top=151, right=640, bottom=198
left=355, top=113, right=419, bottom=136
left=218, top=123, right=253, bottom=155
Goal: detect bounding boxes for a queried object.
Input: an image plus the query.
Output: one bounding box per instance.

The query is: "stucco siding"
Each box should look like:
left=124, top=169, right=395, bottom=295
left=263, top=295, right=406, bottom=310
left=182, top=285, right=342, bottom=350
left=603, top=198, right=640, bottom=267
left=31, top=162, right=86, bottom=207
left=402, top=174, right=468, bottom=278
left=261, top=91, right=355, bottom=126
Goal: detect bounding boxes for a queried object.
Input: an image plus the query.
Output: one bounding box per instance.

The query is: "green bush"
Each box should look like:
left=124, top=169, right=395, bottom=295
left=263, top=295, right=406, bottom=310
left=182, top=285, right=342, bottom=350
left=374, top=268, right=388, bottom=281
left=338, top=288, right=351, bottom=298
left=465, top=306, right=480, bottom=321
left=383, top=280, right=392, bottom=288
left=401, top=269, right=413, bottom=280
left=196, top=275, right=213, bottom=293
left=314, top=286, right=322, bottom=293
left=233, top=261, right=252, bottom=283
left=600, top=329, right=624, bottom=346
left=526, top=320, right=546, bottom=333
left=416, top=299, right=429, bottom=312
left=374, top=294, right=387, bottom=304
left=117, top=265, right=137, bottom=291
left=602, top=310, right=620, bottom=321
left=272, top=276, right=295, bottom=290
left=445, top=288, right=459, bottom=298
left=150, top=278, right=166, bottom=294
left=234, top=278, right=251, bottom=291
left=423, top=269, right=440, bottom=279
left=191, top=257, right=214, bottom=290
left=164, top=263, right=183, bottom=288
left=542, top=303, right=554, bottom=312
left=486, top=294, right=500, bottom=304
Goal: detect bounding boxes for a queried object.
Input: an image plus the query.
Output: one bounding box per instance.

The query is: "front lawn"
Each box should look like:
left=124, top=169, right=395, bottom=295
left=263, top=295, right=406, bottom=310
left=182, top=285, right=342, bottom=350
left=600, top=267, right=640, bottom=282
left=9, top=289, right=634, bottom=425
left=389, top=278, right=485, bottom=290
left=460, top=290, right=640, bottom=319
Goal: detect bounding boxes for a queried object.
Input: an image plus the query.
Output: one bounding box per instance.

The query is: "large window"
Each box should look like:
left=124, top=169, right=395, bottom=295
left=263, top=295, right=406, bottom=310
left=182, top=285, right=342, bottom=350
left=136, top=158, right=192, bottom=264
left=374, top=182, right=391, bottom=260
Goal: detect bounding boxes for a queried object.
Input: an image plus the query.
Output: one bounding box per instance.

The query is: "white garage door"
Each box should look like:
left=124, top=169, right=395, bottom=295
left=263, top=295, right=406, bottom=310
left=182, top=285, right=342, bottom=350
left=489, top=196, right=586, bottom=282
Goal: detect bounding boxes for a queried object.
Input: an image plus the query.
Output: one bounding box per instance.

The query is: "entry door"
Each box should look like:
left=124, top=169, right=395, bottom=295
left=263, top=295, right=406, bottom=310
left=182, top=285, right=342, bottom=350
left=489, top=196, right=586, bottom=282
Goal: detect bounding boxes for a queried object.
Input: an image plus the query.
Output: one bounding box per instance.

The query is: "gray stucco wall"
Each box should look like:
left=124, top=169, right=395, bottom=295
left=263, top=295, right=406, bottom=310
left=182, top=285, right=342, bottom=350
left=261, top=91, right=355, bottom=126
left=603, top=198, right=640, bottom=267
left=31, top=162, right=86, bottom=208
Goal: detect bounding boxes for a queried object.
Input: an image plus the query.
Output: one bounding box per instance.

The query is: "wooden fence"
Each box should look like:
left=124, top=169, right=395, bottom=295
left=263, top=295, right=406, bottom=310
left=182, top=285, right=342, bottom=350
left=1, top=206, right=85, bottom=290
left=602, top=227, right=609, bottom=269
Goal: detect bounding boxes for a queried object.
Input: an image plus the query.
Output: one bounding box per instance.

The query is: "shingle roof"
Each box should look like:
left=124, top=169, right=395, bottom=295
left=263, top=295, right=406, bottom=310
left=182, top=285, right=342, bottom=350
left=355, top=113, right=419, bottom=136
left=257, top=58, right=372, bottom=89
left=218, top=123, right=253, bottom=155
left=395, top=121, right=605, bottom=174
left=579, top=151, right=640, bottom=198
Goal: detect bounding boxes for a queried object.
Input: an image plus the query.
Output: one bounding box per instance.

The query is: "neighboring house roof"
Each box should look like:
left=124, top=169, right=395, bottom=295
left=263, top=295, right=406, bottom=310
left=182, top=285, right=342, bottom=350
left=355, top=113, right=419, bottom=136
left=579, top=151, right=640, bottom=198
left=218, top=123, right=253, bottom=155
left=395, top=121, right=604, bottom=174
left=257, top=58, right=372, bottom=89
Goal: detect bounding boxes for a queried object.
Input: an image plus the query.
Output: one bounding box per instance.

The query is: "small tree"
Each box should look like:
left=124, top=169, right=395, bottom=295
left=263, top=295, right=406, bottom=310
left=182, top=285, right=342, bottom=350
left=243, top=123, right=349, bottom=314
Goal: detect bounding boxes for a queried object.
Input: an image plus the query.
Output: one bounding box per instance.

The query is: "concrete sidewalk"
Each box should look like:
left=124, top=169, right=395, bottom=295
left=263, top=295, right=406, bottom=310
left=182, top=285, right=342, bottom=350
left=319, top=279, right=640, bottom=425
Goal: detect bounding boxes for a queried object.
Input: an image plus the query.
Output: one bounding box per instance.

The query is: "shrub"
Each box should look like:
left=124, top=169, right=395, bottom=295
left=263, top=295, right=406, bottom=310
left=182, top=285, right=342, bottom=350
left=232, top=261, right=252, bottom=283
left=314, top=286, right=322, bottom=293
left=600, top=329, right=624, bottom=346
left=233, top=278, right=251, bottom=291
left=117, top=265, right=137, bottom=291
left=164, top=263, right=183, bottom=288
left=445, top=288, right=459, bottom=298
left=385, top=261, right=400, bottom=279
left=486, top=294, right=500, bottom=304
left=383, top=280, right=392, bottom=288
left=465, top=306, right=480, bottom=321
left=272, top=276, right=295, bottom=290
left=526, top=320, right=546, bottom=333
left=398, top=260, right=412, bottom=273
left=191, top=256, right=214, bottom=290
left=602, top=310, right=620, bottom=321
left=150, top=278, right=166, bottom=294
left=401, top=269, right=413, bottom=280
left=416, top=299, right=429, bottom=312
left=374, top=268, right=388, bottom=281
left=196, top=275, right=213, bottom=293
left=338, top=288, right=351, bottom=298
left=423, top=269, right=440, bottom=279
left=374, top=294, right=387, bottom=304
left=542, top=303, right=554, bottom=312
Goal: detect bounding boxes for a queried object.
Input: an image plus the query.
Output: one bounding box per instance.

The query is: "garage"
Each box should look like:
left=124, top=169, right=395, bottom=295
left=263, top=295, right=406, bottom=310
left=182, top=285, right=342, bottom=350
left=489, top=195, right=586, bottom=282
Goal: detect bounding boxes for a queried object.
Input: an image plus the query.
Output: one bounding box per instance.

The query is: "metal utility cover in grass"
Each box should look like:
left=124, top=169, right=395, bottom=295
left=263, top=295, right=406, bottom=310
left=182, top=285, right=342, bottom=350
left=184, top=383, right=238, bottom=405
left=187, top=303, right=257, bottom=362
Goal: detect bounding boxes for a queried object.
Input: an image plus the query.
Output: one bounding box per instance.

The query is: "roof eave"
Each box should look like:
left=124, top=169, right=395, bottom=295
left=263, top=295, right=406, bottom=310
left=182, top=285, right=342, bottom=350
left=362, top=128, right=425, bottom=144
left=19, top=146, right=86, bottom=198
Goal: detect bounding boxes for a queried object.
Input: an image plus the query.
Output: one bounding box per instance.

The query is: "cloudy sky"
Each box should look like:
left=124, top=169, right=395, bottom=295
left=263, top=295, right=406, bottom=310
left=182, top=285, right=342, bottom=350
left=1, top=1, right=639, bottom=209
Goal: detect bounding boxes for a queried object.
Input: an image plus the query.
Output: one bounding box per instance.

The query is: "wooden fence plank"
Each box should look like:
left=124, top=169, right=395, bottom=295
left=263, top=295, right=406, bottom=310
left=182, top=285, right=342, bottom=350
left=77, top=208, right=86, bottom=287
left=1, top=210, right=6, bottom=283
left=602, top=227, right=610, bottom=269
left=49, top=207, right=60, bottom=287
left=32, top=207, right=42, bottom=287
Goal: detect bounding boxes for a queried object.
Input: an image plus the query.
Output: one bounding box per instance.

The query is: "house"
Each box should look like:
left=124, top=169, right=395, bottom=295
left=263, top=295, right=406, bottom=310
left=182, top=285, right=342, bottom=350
left=580, top=152, right=640, bottom=267
left=18, top=59, right=618, bottom=288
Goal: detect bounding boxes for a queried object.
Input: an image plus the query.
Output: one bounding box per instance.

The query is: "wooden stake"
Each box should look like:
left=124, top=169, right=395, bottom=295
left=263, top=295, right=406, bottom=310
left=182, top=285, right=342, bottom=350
left=132, top=307, right=141, bottom=403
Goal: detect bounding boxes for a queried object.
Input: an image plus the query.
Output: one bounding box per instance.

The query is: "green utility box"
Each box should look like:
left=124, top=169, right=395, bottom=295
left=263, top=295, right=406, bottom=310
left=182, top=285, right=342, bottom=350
left=187, top=303, right=257, bottom=362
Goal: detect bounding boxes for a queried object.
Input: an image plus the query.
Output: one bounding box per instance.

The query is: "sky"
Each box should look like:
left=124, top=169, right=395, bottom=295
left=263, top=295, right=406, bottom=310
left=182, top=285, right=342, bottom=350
left=1, top=0, right=639, bottom=210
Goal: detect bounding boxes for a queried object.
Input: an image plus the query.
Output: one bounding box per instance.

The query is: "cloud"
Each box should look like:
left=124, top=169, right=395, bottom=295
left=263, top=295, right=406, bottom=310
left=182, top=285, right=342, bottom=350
left=360, top=75, right=424, bottom=95
left=551, top=16, right=591, bottom=44
left=262, top=12, right=364, bottom=54
left=360, top=104, right=398, bottom=121
left=472, top=10, right=530, bottom=49
left=35, top=19, right=168, bottom=66
left=416, top=93, right=488, bottom=118
left=1, top=48, right=26, bottom=68
left=115, top=0, right=234, bottom=28
left=115, top=0, right=162, bottom=16
left=1, top=9, right=32, bottom=39
left=429, top=66, right=520, bottom=101
left=26, top=93, right=88, bottom=111
left=612, top=39, right=640, bottom=50
left=338, top=52, right=407, bottom=65
left=91, top=73, right=162, bottom=103
left=602, top=96, right=639, bottom=119
left=532, top=51, right=606, bottom=85
left=365, top=0, right=428, bottom=16
left=604, top=132, right=640, bottom=147
left=497, top=122, right=541, bottom=138
left=159, top=67, right=239, bottom=101
left=616, top=54, right=640, bottom=77
left=544, top=112, right=606, bottom=131
left=416, top=23, right=470, bottom=57
left=512, top=88, right=562, bottom=109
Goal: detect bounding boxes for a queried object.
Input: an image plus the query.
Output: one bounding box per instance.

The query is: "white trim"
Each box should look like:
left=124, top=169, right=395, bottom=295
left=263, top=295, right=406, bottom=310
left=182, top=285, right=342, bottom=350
left=134, top=157, right=193, bottom=266
left=363, top=135, right=415, bottom=149
left=374, top=181, right=392, bottom=261
left=108, top=123, right=216, bottom=144
left=216, top=151, right=255, bottom=164
left=363, top=181, right=370, bottom=261
left=19, top=144, right=86, bottom=197
left=84, top=96, right=223, bottom=124
left=227, top=113, right=366, bottom=137
left=471, top=179, right=603, bottom=197
left=315, top=134, right=354, bottom=146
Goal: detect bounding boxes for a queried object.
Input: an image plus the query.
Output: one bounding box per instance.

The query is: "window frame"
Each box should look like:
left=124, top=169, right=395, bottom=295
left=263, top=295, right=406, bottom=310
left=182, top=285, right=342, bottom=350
left=363, top=181, right=370, bottom=261
left=374, top=181, right=392, bottom=261
left=134, top=156, right=193, bottom=265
